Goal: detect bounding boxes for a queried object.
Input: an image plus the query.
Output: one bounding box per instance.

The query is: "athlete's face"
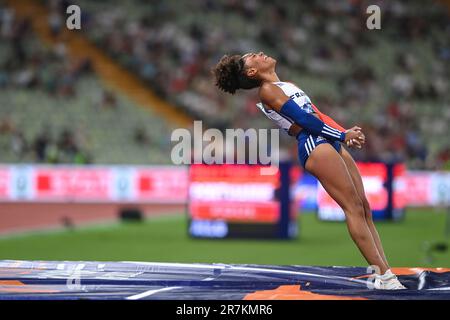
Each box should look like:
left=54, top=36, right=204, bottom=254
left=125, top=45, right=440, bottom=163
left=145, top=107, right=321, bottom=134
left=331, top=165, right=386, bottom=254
left=241, top=52, right=276, bottom=79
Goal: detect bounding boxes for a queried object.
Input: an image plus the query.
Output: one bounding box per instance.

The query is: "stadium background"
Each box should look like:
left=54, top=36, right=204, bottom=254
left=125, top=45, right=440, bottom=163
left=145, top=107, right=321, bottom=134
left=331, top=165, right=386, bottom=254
left=0, top=0, right=449, bottom=270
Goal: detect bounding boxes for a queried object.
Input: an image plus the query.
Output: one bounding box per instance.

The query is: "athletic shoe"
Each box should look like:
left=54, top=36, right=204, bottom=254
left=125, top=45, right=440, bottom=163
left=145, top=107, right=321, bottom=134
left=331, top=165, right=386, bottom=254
left=374, top=269, right=407, bottom=290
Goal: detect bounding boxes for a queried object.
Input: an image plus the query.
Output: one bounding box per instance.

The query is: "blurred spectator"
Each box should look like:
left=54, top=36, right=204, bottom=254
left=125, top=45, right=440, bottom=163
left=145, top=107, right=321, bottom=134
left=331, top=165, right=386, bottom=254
left=33, top=128, right=51, bottom=162
left=99, top=90, right=117, bottom=110
left=133, top=126, right=151, bottom=146
left=10, top=129, right=27, bottom=159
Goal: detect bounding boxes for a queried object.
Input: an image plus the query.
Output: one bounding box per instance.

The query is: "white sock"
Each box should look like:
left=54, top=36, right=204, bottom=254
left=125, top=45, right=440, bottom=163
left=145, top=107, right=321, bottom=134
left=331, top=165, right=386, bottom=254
left=374, top=269, right=394, bottom=280
left=380, top=269, right=396, bottom=281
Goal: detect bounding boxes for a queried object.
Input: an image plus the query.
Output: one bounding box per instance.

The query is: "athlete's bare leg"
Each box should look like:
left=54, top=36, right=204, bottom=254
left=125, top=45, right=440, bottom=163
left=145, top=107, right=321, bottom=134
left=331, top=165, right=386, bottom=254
left=338, top=146, right=389, bottom=269
left=305, top=143, right=389, bottom=274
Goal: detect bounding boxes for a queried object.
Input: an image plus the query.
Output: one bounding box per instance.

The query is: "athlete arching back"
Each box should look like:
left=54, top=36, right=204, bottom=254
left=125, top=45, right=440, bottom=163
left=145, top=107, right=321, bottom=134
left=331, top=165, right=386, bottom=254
left=212, top=52, right=406, bottom=289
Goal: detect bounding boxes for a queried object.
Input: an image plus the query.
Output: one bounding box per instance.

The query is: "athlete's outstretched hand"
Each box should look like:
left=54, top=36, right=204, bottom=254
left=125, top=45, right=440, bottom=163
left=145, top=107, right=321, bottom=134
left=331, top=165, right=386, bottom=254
left=344, top=126, right=365, bottom=149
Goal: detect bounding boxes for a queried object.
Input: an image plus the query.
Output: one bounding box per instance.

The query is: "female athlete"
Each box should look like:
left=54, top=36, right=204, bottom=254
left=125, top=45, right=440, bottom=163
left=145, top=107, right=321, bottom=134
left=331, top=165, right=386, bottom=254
left=212, top=52, right=405, bottom=290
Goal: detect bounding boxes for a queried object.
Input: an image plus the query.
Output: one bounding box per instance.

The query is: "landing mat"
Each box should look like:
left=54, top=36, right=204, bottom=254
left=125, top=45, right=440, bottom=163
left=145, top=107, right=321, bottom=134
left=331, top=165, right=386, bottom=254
left=0, top=261, right=449, bottom=300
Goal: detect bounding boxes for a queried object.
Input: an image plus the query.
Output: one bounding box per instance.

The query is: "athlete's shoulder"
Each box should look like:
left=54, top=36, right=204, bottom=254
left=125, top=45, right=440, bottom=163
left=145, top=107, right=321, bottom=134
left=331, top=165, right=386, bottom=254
left=259, top=81, right=278, bottom=99
left=259, top=82, right=290, bottom=110
left=259, top=82, right=283, bottom=101
left=259, top=81, right=294, bottom=94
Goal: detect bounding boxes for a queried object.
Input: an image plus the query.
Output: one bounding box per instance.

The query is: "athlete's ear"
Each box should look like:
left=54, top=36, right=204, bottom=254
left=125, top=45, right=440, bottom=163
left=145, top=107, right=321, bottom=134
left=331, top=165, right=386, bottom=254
left=245, top=67, right=257, bottom=78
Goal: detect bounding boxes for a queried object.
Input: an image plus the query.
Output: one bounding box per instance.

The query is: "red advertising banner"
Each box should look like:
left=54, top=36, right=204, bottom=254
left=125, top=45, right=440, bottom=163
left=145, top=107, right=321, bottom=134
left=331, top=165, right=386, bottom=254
left=136, top=168, right=188, bottom=202
left=189, top=201, right=280, bottom=223
left=190, top=164, right=279, bottom=185
left=0, top=164, right=444, bottom=207
left=189, top=164, right=281, bottom=224
left=34, top=168, right=111, bottom=201
left=393, top=163, right=407, bottom=209
left=402, top=172, right=432, bottom=206
left=0, top=165, right=189, bottom=203
left=0, top=168, right=10, bottom=199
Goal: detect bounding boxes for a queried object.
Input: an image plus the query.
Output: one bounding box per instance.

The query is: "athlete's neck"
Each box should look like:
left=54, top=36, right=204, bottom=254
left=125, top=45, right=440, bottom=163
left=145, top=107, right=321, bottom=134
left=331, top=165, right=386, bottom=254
left=260, top=71, right=280, bottom=83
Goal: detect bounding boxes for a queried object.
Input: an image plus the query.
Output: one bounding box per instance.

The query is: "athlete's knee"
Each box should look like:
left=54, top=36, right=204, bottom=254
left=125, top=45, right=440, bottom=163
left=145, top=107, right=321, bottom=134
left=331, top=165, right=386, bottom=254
left=342, top=192, right=364, bottom=217
left=351, top=229, right=370, bottom=243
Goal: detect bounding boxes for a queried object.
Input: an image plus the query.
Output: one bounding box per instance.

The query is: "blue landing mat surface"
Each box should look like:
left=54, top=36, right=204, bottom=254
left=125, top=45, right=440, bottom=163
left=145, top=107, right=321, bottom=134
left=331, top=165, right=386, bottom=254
left=0, top=260, right=449, bottom=300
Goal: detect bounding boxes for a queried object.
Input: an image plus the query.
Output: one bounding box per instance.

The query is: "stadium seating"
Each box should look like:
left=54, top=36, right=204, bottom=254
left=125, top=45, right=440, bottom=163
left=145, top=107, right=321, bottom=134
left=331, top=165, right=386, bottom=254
left=0, top=4, right=174, bottom=164
left=0, top=0, right=448, bottom=168
left=68, top=0, right=449, bottom=169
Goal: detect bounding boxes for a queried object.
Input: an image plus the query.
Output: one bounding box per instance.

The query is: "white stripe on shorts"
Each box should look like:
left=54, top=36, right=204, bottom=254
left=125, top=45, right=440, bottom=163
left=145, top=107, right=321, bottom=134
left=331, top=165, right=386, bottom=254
left=306, top=137, right=313, bottom=155
left=305, top=139, right=311, bottom=155
left=309, top=136, right=316, bottom=149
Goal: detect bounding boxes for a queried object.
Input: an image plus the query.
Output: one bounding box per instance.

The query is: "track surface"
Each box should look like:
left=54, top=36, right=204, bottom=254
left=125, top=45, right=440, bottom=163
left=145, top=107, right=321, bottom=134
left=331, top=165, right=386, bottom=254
left=0, top=261, right=449, bottom=300
left=0, top=203, right=184, bottom=235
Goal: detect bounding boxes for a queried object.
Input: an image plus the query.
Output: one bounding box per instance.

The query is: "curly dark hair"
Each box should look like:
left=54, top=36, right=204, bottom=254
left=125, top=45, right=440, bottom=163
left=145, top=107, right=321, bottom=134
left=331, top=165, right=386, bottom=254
left=212, top=54, right=261, bottom=94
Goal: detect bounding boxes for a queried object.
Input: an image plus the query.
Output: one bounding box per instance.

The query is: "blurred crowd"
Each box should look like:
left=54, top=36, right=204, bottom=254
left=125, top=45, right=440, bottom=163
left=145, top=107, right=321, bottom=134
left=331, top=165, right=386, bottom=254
left=0, top=5, right=92, bottom=95
left=1, top=0, right=449, bottom=169
left=0, top=117, right=92, bottom=164
left=0, top=1, right=169, bottom=164
left=0, top=2, right=96, bottom=163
